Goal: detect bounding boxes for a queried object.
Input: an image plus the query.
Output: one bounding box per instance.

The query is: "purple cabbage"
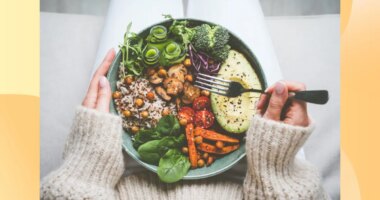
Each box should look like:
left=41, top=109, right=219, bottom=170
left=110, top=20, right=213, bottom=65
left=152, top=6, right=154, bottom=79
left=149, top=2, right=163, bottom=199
left=188, top=44, right=221, bottom=74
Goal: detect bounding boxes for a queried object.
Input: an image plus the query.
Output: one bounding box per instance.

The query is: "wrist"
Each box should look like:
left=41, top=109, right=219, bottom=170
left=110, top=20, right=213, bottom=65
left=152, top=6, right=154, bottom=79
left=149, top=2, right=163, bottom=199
left=62, top=106, right=125, bottom=186
left=245, top=115, right=314, bottom=166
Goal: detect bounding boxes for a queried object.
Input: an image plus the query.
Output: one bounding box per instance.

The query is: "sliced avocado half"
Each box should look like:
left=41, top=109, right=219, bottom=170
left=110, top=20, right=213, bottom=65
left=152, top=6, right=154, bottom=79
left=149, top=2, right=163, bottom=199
left=211, top=50, right=262, bottom=134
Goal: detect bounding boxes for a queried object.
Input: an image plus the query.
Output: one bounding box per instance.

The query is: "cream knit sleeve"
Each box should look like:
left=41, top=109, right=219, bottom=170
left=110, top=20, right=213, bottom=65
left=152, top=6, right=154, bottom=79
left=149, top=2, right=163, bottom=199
left=41, top=106, right=125, bottom=200
left=243, top=115, right=329, bottom=200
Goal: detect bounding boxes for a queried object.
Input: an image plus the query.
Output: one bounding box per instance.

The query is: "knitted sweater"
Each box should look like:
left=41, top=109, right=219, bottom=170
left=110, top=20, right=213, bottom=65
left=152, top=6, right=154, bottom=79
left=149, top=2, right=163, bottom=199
left=41, top=106, right=328, bottom=200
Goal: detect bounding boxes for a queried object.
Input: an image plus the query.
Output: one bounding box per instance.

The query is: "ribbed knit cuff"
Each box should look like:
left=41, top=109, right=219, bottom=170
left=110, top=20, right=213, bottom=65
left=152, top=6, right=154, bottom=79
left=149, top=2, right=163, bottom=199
left=244, top=115, right=323, bottom=199
left=246, top=115, right=314, bottom=168
left=60, top=106, right=125, bottom=187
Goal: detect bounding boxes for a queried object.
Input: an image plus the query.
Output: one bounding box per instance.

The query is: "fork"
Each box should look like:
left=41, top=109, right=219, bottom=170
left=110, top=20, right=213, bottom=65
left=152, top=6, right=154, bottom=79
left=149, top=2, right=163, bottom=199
left=194, top=73, right=329, bottom=105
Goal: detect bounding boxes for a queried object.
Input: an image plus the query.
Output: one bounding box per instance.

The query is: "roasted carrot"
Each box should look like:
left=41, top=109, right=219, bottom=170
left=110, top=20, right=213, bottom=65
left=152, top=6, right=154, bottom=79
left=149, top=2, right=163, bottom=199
left=194, top=127, right=239, bottom=144
left=185, top=124, right=198, bottom=168
left=197, top=142, right=240, bottom=155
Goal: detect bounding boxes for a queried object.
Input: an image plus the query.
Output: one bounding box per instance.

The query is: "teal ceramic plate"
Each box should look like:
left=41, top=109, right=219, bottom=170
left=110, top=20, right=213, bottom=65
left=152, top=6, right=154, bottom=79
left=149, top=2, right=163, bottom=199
left=107, top=19, right=267, bottom=180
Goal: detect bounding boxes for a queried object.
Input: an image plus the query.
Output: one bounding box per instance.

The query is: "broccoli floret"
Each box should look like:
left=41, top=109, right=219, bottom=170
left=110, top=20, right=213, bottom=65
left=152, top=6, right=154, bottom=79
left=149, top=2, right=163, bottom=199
left=213, top=26, right=229, bottom=50
left=191, top=24, right=230, bottom=62
left=192, top=24, right=212, bottom=51
left=211, top=44, right=230, bottom=62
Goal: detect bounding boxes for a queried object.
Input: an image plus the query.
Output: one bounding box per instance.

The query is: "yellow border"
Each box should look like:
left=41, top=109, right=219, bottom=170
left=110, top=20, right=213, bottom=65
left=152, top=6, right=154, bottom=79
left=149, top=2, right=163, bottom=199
left=341, top=0, right=380, bottom=199
left=0, top=0, right=40, bottom=199
left=2, top=0, right=380, bottom=199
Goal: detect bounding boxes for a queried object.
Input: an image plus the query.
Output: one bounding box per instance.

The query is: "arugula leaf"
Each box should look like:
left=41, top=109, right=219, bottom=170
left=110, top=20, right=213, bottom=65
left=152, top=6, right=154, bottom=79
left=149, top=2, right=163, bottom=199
left=119, top=22, right=144, bottom=76
left=157, top=149, right=191, bottom=183
left=163, top=14, right=195, bottom=47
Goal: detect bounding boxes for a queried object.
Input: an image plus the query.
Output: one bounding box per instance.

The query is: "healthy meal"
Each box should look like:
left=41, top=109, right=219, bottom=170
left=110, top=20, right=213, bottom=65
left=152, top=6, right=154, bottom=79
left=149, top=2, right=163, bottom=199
left=112, top=15, right=262, bottom=183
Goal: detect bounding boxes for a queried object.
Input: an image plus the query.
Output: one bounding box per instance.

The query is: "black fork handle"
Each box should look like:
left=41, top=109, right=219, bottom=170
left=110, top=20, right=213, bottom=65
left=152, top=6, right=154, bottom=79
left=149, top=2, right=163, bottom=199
left=244, top=89, right=329, bottom=105
left=291, top=90, right=329, bottom=105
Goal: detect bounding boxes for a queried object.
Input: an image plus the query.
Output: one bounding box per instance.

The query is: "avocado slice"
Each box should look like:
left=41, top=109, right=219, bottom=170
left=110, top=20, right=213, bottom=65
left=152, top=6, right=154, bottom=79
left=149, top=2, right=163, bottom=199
left=211, top=50, right=262, bottom=134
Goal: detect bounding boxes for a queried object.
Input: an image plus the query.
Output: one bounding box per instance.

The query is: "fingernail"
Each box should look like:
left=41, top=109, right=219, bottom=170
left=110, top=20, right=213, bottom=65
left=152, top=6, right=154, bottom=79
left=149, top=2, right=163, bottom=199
left=275, top=82, right=285, bottom=94
left=99, top=76, right=108, bottom=88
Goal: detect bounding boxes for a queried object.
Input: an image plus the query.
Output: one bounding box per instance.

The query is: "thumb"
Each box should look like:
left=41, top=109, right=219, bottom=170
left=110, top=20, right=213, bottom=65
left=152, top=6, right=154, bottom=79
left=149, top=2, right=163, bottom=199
left=263, top=82, right=288, bottom=121
left=96, top=76, right=112, bottom=113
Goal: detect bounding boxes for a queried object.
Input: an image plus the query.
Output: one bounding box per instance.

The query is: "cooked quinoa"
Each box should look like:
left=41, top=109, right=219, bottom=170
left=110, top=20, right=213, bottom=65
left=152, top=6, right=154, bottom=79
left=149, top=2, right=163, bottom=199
left=114, top=77, right=177, bottom=131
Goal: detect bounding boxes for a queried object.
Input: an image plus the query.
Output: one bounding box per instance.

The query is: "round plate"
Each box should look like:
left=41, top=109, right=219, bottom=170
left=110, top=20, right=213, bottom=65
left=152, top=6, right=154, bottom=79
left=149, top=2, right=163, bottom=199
left=107, top=19, right=267, bottom=180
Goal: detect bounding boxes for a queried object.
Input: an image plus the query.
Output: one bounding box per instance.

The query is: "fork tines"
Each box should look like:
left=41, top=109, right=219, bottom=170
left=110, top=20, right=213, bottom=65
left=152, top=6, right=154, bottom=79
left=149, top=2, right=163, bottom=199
left=194, top=73, right=231, bottom=96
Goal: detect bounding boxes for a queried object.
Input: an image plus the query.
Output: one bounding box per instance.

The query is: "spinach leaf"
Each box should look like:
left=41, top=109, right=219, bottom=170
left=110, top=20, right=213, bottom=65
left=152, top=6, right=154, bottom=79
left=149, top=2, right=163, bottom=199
left=157, top=135, right=185, bottom=155
left=133, top=129, right=161, bottom=149
left=157, top=149, right=191, bottom=183
left=137, top=135, right=186, bottom=165
left=137, top=140, right=161, bottom=164
left=156, top=115, right=180, bottom=136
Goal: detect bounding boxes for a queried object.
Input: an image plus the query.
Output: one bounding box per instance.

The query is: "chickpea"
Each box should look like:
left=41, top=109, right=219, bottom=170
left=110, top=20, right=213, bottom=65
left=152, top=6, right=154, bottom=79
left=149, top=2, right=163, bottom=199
left=140, top=111, right=149, bottom=119
left=207, top=156, right=214, bottom=166
left=197, top=159, right=205, bottom=167
left=185, top=74, right=193, bottom=82
left=179, top=118, right=188, bottom=126
left=122, top=110, right=132, bottom=118
left=194, top=136, right=203, bottom=144
left=131, top=126, right=139, bottom=134
left=135, top=98, right=144, bottom=107
left=215, top=141, right=224, bottom=149
left=183, top=58, right=192, bottom=67
left=146, top=92, right=155, bottom=101
left=124, top=76, right=133, bottom=85
left=162, top=108, right=171, bottom=116
left=201, top=90, right=210, bottom=97
left=197, top=153, right=201, bottom=160
left=158, top=68, right=167, bottom=77
left=202, top=152, right=209, bottom=160
left=182, top=147, right=189, bottom=154
left=147, top=68, right=156, bottom=76
left=112, top=91, right=122, bottom=99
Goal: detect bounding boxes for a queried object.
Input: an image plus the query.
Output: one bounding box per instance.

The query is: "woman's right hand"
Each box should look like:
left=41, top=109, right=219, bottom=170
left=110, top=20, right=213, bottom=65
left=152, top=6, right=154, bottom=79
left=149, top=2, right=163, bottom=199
left=82, top=49, right=115, bottom=113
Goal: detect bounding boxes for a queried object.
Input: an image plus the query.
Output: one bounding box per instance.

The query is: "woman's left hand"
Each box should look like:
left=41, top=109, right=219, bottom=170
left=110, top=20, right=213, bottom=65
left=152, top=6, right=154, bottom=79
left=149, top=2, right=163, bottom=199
left=256, top=81, right=310, bottom=127
left=82, top=49, right=115, bottom=113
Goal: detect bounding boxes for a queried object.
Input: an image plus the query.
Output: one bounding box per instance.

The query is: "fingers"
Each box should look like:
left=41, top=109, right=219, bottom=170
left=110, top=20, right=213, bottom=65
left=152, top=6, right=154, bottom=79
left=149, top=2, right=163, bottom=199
left=82, top=48, right=115, bottom=108
left=265, top=80, right=306, bottom=93
left=94, top=49, right=116, bottom=77
left=263, top=82, right=288, bottom=121
left=283, top=100, right=310, bottom=127
left=96, top=76, right=112, bottom=113
left=256, top=93, right=269, bottom=110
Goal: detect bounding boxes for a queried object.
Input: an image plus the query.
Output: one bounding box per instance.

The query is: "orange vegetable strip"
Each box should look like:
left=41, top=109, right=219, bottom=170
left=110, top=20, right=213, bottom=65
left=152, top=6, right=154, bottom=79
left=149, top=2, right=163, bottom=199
left=197, top=142, right=240, bottom=155
left=185, top=124, right=198, bottom=168
left=194, top=127, right=239, bottom=144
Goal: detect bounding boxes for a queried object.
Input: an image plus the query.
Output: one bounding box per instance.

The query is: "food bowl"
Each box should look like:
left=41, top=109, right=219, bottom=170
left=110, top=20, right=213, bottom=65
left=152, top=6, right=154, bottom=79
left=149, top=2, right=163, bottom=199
left=107, top=19, right=267, bottom=180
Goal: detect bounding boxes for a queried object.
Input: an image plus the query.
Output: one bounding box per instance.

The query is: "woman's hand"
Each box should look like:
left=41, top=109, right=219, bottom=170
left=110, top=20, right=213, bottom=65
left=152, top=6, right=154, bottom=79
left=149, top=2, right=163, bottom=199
left=256, top=81, right=310, bottom=127
left=82, top=49, right=115, bottom=113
